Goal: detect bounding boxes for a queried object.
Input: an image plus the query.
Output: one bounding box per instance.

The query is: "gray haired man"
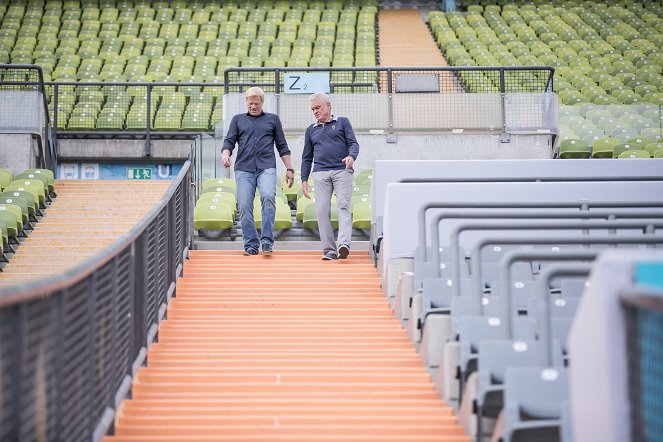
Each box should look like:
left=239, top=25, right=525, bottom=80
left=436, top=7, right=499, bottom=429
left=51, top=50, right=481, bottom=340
left=301, top=92, right=360, bottom=260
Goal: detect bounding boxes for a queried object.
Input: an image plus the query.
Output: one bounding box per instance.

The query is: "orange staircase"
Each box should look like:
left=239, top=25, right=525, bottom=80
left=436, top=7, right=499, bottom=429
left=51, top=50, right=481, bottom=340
left=104, top=250, right=468, bottom=441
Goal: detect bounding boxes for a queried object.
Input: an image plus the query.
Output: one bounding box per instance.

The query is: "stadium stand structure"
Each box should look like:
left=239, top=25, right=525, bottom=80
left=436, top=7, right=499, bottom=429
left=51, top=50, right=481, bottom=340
left=375, top=157, right=663, bottom=440
left=428, top=2, right=662, bottom=154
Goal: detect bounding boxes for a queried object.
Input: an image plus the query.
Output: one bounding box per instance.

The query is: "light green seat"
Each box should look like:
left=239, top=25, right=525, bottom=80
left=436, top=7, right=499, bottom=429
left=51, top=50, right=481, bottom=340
left=0, top=203, right=23, bottom=234
left=644, top=143, right=663, bottom=157
left=654, top=149, right=663, bottom=159
left=558, top=138, right=590, bottom=158
left=591, top=138, right=620, bottom=158
left=14, top=172, right=49, bottom=195
left=21, top=169, right=55, bottom=194
left=193, top=202, right=234, bottom=231
left=0, top=205, right=20, bottom=240
left=613, top=143, right=645, bottom=158
left=0, top=169, right=12, bottom=190
left=282, top=176, right=302, bottom=202
left=202, top=178, right=236, bottom=191
left=352, top=185, right=371, bottom=196
left=197, top=193, right=236, bottom=216
left=6, top=180, right=45, bottom=206
left=303, top=201, right=338, bottom=231
left=0, top=197, right=29, bottom=225
left=352, top=201, right=371, bottom=230
left=254, top=201, right=292, bottom=231
left=351, top=194, right=370, bottom=211
left=202, top=184, right=236, bottom=197
left=617, top=150, right=651, bottom=159
left=0, top=190, right=38, bottom=217
left=296, top=196, right=315, bottom=222
left=96, top=112, right=125, bottom=130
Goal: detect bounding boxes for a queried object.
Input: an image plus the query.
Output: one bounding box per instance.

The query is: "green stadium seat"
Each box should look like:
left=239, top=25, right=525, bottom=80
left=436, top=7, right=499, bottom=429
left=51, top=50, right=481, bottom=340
left=296, top=196, right=314, bottom=222
left=22, top=169, right=55, bottom=195
left=644, top=143, right=663, bottom=157
left=0, top=205, right=21, bottom=243
left=254, top=200, right=292, bottom=231
left=0, top=196, right=30, bottom=227
left=0, top=169, right=12, bottom=190
left=202, top=184, right=236, bottom=197
left=558, top=139, right=591, bottom=158
left=617, top=150, right=651, bottom=159
left=591, top=138, right=620, bottom=158
left=0, top=190, right=38, bottom=218
left=302, top=200, right=338, bottom=232
left=6, top=180, right=46, bottom=206
left=193, top=202, right=234, bottom=236
left=202, top=177, right=236, bottom=191
left=352, top=201, right=371, bottom=230
left=613, top=143, right=645, bottom=158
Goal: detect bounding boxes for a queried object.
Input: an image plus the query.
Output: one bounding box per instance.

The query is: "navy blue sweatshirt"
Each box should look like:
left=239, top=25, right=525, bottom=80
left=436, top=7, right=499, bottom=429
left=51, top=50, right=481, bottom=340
left=222, top=112, right=290, bottom=173
left=300, top=116, right=360, bottom=182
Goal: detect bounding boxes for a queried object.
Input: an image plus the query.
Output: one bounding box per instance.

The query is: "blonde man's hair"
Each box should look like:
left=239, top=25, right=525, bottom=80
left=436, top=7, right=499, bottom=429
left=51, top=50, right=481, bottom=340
left=245, top=86, right=265, bottom=102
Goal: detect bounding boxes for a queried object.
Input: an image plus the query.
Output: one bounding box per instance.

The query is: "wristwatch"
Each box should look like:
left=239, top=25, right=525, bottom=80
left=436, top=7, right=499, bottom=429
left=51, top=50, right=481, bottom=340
left=286, top=168, right=295, bottom=173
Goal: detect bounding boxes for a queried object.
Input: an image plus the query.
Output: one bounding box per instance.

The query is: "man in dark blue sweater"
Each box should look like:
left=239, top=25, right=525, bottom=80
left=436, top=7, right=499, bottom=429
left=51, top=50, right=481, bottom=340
left=222, top=87, right=295, bottom=256
left=301, top=92, right=360, bottom=260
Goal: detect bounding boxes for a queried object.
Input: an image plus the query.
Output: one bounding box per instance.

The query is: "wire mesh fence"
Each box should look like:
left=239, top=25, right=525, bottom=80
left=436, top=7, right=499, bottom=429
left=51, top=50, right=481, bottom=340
left=27, top=66, right=557, bottom=137
left=0, top=164, right=192, bottom=441
left=222, top=66, right=557, bottom=133
left=623, top=290, right=663, bottom=442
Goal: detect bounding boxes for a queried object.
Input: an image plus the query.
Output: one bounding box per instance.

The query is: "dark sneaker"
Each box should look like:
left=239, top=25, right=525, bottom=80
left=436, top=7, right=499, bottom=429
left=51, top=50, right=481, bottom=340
left=337, top=244, right=350, bottom=259
left=321, top=250, right=338, bottom=260
left=243, top=248, right=258, bottom=256
left=262, top=243, right=273, bottom=255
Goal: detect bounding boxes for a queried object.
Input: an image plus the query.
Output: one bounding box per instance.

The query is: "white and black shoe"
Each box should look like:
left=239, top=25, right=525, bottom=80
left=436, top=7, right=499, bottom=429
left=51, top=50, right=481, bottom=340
left=337, top=244, right=350, bottom=259
left=321, top=250, right=338, bottom=260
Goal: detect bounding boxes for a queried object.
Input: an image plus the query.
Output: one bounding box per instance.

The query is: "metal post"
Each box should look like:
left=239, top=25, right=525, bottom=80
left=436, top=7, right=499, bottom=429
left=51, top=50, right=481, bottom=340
left=499, top=67, right=510, bottom=143
left=85, top=273, right=98, bottom=441
left=387, top=68, right=394, bottom=134
left=144, top=84, right=152, bottom=157
left=275, top=69, right=281, bottom=118
left=52, top=290, right=66, bottom=440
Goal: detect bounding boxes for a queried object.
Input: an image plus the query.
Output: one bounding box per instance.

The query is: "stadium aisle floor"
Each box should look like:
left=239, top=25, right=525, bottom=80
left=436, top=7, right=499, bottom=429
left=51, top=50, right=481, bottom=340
left=104, top=250, right=469, bottom=441
left=0, top=180, right=170, bottom=285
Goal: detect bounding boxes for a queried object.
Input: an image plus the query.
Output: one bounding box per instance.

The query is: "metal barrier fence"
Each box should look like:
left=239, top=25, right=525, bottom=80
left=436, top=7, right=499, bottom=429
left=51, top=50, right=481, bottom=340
left=0, top=64, right=58, bottom=170
left=0, top=162, right=193, bottom=442
left=622, top=285, right=663, bottom=442
left=30, top=66, right=555, bottom=145
left=223, top=66, right=557, bottom=134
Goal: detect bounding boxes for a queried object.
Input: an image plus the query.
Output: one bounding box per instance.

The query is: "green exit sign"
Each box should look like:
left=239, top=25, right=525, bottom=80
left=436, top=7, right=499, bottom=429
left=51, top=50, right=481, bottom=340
left=127, top=168, right=152, bottom=180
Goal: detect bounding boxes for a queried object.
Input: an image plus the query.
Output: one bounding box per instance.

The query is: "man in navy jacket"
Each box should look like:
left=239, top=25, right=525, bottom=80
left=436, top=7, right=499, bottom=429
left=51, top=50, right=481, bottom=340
left=223, top=87, right=295, bottom=255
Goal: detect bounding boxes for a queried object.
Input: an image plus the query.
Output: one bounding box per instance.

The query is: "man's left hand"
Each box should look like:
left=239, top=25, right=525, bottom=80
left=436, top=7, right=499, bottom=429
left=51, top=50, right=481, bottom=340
left=342, top=156, right=354, bottom=169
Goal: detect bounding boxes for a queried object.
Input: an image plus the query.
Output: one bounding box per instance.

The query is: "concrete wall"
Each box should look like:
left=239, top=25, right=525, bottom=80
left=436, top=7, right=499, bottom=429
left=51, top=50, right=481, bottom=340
left=57, top=133, right=554, bottom=174
left=58, top=139, right=194, bottom=161
left=0, top=134, right=39, bottom=175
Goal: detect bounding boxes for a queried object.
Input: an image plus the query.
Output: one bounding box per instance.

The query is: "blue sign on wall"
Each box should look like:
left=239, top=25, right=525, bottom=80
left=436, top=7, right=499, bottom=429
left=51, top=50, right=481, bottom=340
left=283, top=73, right=330, bottom=94
left=57, top=163, right=183, bottom=180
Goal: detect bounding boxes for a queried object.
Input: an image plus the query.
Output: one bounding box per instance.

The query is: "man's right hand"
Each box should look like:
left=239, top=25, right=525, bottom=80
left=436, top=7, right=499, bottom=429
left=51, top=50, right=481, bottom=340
left=222, top=152, right=231, bottom=168
left=302, top=181, right=311, bottom=199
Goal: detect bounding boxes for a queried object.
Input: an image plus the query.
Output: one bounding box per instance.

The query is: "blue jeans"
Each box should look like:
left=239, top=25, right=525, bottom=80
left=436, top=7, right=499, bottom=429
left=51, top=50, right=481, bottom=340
left=235, top=168, right=276, bottom=252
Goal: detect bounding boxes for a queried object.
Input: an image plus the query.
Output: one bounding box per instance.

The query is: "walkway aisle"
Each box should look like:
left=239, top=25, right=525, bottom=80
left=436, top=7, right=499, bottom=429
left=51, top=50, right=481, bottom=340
left=0, top=180, right=170, bottom=285
left=378, top=9, right=447, bottom=67
left=105, top=250, right=468, bottom=441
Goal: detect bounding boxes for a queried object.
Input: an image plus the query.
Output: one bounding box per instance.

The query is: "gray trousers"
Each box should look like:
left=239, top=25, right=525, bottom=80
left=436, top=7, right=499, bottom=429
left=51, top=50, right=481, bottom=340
left=312, top=169, right=353, bottom=254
